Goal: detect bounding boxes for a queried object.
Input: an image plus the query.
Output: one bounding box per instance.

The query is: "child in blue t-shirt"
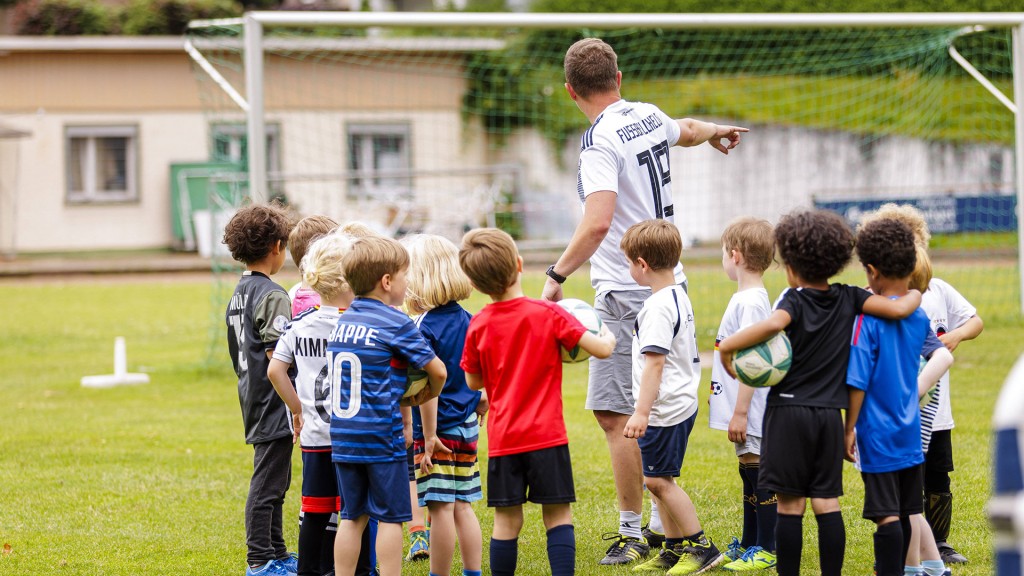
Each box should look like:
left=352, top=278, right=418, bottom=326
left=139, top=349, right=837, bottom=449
left=402, top=234, right=486, bottom=576
left=844, top=218, right=952, bottom=576
left=327, top=235, right=447, bottom=576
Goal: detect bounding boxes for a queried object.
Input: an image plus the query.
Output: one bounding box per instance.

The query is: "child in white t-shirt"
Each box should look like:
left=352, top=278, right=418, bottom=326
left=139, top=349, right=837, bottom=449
left=707, top=217, right=779, bottom=571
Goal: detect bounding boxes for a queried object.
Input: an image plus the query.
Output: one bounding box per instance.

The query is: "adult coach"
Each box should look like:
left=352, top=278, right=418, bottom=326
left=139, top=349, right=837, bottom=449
left=541, top=37, right=748, bottom=566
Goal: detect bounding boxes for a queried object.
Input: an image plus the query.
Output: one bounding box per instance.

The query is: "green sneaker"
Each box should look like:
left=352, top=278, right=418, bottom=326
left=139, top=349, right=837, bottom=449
left=633, top=544, right=681, bottom=573
left=665, top=537, right=725, bottom=576
left=599, top=533, right=650, bottom=565
left=723, top=546, right=777, bottom=572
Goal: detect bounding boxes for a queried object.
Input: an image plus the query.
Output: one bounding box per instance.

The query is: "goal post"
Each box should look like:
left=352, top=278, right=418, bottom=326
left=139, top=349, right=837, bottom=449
left=186, top=11, right=1024, bottom=312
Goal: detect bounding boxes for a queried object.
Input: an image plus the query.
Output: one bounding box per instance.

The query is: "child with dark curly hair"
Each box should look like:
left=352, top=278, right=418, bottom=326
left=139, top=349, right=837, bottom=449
left=717, top=209, right=922, bottom=576
left=844, top=218, right=952, bottom=576
left=223, top=201, right=299, bottom=576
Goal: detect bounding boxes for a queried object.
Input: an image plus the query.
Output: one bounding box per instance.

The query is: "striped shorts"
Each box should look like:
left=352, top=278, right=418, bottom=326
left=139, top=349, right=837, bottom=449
left=412, top=414, right=483, bottom=505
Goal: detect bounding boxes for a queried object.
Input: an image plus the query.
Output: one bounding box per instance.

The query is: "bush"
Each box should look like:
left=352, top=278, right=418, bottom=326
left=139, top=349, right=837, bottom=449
left=119, top=0, right=242, bottom=36
left=12, top=0, right=113, bottom=35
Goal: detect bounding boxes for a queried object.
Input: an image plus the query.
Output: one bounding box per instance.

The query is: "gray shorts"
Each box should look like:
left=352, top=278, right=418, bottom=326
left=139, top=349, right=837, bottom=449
left=734, top=434, right=763, bottom=457
left=586, top=289, right=650, bottom=414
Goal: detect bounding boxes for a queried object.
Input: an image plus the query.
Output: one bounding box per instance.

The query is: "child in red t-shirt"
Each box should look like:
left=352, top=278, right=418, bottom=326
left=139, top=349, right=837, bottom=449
left=458, top=228, right=615, bottom=576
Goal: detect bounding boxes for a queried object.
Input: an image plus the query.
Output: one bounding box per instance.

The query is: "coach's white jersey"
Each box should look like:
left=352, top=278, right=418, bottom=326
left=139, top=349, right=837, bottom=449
left=578, top=99, right=686, bottom=295
left=272, top=305, right=342, bottom=447
left=921, top=278, right=977, bottom=431
left=631, top=284, right=700, bottom=427
left=708, top=288, right=772, bottom=436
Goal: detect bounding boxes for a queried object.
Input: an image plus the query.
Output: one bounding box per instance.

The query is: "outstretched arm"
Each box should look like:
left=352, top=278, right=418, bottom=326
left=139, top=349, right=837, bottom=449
left=542, top=191, right=616, bottom=302
left=577, top=323, right=616, bottom=359
left=675, top=119, right=749, bottom=154
left=863, top=289, right=922, bottom=319
left=918, top=347, right=953, bottom=400
left=717, top=309, right=792, bottom=378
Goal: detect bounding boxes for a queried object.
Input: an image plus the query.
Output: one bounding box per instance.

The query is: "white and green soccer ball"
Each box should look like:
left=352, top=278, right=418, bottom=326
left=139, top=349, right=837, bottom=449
left=732, top=332, right=793, bottom=388
left=558, top=298, right=603, bottom=364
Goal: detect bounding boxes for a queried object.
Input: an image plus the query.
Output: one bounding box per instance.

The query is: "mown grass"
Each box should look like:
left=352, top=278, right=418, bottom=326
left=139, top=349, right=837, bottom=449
left=0, top=262, right=1020, bottom=575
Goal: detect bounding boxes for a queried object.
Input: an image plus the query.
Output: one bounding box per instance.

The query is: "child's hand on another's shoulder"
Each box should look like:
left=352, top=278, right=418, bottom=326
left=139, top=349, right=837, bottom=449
left=623, top=412, right=648, bottom=439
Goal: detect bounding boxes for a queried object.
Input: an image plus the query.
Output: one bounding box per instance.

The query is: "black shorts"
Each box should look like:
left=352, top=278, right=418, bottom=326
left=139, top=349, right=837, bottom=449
left=862, top=465, right=924, bottom=519
left=407, top=445, right=416, bottom=482
left=760, top=405, right=845, bottom=498
left=925, top=429, right=954, bottom=474
left=487, top=444, right=575, bottom=507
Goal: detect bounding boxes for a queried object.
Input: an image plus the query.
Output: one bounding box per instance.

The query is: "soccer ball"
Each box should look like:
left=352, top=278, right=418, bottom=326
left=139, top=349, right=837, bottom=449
left=558, top=298, right=603, bottom=364
left=731, top=332, right=792, bottom=388
left=403, top=366, right=430, bottom=403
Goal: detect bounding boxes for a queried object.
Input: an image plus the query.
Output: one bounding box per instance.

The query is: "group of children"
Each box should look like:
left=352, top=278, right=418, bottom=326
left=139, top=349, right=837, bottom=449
left=223, top=200, right=980, bottom=576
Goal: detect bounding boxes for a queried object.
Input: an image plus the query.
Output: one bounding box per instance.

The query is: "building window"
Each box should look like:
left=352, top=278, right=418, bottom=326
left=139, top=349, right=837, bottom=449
left=66, top=126, right=138, bottom=204
left=347, top=123, right=411, bottom=201
left=210, top=123, right=280, bottom=174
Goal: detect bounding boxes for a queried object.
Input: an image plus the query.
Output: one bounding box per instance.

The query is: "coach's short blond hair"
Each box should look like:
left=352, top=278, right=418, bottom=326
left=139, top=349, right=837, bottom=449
left=620, top=219, right=682, bottom=271
left=337, top=220, right=383, bottom=240
left=301, top=233, right=354, bottom=301
left=722, top=217, right=775, bottom=273
left=459, top=228, right=519, bottom=296
left=402, top=234, right=473, bottom=314
left=860, top=203, right=931, bottom=248
left=564, top=38, right=619, bottom=99
left=342, top=235, right=410, bottom=297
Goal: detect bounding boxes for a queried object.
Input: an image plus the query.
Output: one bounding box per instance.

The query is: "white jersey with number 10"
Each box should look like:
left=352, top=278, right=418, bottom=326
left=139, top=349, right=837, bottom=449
left=578, top=99, right=686, bottom=295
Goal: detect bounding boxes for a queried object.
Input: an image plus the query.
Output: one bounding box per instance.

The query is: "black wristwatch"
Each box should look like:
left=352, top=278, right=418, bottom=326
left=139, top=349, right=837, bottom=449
left=546, top=265, right=567, bottom=284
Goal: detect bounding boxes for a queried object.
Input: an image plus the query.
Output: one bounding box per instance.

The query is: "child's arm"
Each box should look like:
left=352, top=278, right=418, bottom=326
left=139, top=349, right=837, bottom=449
left=400, top=406, right=413, bottom=448
left=577, top=324, right=616, bottom=359
left=717, top=309, right=792, bottom=379
left=844, top=388, right=865, bottom=462
left=939, top=314, right=983, bottom=352
left=475, top=389, right=489, bottom=425
left=862, top=289, right=922, bottom=319
left=267, top=358, right=303, bottom=444
left=418, top=397, right=454, bottom=474
left=918, top=347, right=953, bottom=400
left=623, top=352, right=664, bottom=439
left=466, top=371, right=484, bottom=392
left=728, top=384, right=757, bottom=444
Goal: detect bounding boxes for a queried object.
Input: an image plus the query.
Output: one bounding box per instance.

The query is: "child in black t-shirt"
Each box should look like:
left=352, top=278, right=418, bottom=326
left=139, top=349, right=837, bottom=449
left=717, top=209, right=921, bottom=576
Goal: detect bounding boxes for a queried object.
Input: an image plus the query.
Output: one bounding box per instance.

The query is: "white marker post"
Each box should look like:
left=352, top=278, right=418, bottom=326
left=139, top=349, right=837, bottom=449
left=80, top=337, right=150, bottom=388
left=990, top=354, right=1024, bottom=574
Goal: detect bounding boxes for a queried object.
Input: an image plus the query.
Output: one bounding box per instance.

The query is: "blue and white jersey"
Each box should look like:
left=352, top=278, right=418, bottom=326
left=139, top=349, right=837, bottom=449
left=273, top=305, right=342, bottom=449
left=577, top=99, right=685, bottom=295
left=327, top=297, right=437, bottom=463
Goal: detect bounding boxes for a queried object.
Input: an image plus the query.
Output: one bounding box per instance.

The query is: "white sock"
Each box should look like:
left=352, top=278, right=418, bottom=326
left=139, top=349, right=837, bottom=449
left=619, top=510, right=642, bottom=539
left=649, top=502, right=663, bottom=534
left=922, top=560, right=946, bottom=576
left=904, top=565, right=924, bottom=576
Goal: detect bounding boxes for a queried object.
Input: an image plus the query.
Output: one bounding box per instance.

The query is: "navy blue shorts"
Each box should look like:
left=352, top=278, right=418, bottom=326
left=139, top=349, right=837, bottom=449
left=302, top=448, right=341, bottom=514
left=407, top=445, right=416, bottom=482
left=637, top=412, right=697, bottom=478
left=335, top=459, right=412, bottom=523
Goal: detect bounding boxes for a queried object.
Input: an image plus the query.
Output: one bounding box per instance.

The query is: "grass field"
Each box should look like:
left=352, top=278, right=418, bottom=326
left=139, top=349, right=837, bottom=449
left=0, top=261, right=1020, bottom=575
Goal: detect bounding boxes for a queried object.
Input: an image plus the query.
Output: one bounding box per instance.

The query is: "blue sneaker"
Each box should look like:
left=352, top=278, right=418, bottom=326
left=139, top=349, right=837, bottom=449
left=724, top=537, right=745, bottom=562
left=279, top=553, right=298, bottom=575
left=406, top=530, right=429, bottom=561
left=245, top=560, right=290, bottom=576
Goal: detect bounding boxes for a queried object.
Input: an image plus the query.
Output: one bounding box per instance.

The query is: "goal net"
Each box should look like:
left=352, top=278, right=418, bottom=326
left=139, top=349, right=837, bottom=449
left=186, top=13, right=1020, bottom=327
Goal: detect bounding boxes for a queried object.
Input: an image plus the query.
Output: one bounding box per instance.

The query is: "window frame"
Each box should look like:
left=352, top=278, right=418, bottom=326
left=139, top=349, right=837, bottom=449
left=65, top=125, right=139, bottom=205
left=346, top=122, right=412, bottom=201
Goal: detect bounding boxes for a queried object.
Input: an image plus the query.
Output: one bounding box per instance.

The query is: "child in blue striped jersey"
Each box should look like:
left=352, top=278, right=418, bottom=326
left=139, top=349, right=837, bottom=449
left=403, top=234, right=486, bottom=576
left=327, top=235, right=447, bottom=576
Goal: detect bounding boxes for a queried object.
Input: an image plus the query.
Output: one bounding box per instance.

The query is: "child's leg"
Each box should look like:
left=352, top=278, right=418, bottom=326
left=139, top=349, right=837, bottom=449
left=491, top=506, right=524, bottom=576
left=247, top=437, right=293, bottom=567
left=375, top=521, right=404, bottom=576
left=738, top=457, right=758, bottom=549
left=775, top=494, right=806, bottom=576
left=407, top=475, right=429, bottom=560
left=454, top=500, right=483, bottom=573
left=872, top=516, right=903, bottom=576
left=810, top=497, right=845, bottom=576
left=643, top=476, right=701, bottom=538
left=542, top=503, right=575, bottom=576
left=427, top=502, right=456, bottom=576
left=335, top=515, right=370, bottom=576
left=906, top=513, right=922, bottom=567
left=297, top=511, right=332, bottom=576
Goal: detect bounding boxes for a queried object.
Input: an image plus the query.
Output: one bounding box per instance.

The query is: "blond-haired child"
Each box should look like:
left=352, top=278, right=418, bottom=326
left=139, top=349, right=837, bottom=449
left=402, top=234, right=485, bottom=576
left=707, top=217, right=778, bottom=571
